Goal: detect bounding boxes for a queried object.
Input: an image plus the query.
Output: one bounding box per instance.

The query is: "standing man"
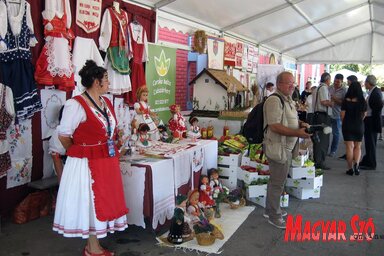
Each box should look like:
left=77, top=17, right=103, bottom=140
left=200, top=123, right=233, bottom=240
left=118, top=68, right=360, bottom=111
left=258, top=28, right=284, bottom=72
left=360, top=75, right=383, bottom=170
left=328, top=74, right=347, bottom=157
left=312, top=72, right=333, bottom=170
left=263, top=71, right=310, bottom=229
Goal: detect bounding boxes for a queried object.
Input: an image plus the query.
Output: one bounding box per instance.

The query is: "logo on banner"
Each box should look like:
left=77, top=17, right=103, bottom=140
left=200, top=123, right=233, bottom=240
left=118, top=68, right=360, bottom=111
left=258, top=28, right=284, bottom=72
left=76, top=0, right=102, bottom=33
left=154, top=50, right=170, bottom=77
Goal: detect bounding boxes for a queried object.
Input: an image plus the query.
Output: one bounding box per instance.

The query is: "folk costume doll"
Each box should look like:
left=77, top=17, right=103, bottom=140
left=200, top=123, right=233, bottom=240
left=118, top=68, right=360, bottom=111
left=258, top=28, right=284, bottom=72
left=0, top=0, right=42, bottom=120
left=168, top=104, right=187, bottom=138
left=208, top=168, right=227, bottom=218
left=167, top=194, right=192, bottom=244
left=187, top=116, right=201, bottom=139
left=35, top=0, right=75, bottom=91
left=136, top=123, right=151, bottom=148
left=0, top=83, right=14, bottom=179
left=187, top=189, right=205, bottom=226
left=53, top=60, right=128, bottom=256
left=132, top=86, right=160, bottom=141
left=99, top=2, right=132, bottom=95
left=125, top=20, right=148, bottom=105
left=198, top=175, right=215, bottom=208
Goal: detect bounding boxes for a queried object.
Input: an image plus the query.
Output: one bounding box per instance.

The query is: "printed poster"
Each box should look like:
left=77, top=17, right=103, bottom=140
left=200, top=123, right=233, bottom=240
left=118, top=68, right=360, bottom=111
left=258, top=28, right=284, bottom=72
left=207, top=37, right=224, bottom=70
left=76, top=0, right=102, bottom=33
left=146, top=44, right=176, bottom=123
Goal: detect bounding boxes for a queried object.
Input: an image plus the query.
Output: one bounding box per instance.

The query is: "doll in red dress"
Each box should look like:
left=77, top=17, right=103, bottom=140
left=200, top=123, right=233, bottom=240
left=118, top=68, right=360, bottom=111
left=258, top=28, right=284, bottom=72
left=168, top=104, right=187, bottom=139
left=198, top=175, right=215, bottom=208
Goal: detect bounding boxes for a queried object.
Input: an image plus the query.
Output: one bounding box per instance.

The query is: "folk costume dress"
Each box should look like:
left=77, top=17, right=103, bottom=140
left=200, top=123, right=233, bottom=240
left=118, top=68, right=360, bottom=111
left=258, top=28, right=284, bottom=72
left=0, top=0, right=41, bottom=120
left=99, top=7, right=132, bottom=95
left=168, top=112, right=187, bottom=136
left=0, top=83, right=14, bottom=178
left=53, top=95, right=128, bottom=238
left=34, top=0, right=75, bottom=91
left=126, top=22, right=148, bottom=104
left=133, top=101, right=160, bottom=141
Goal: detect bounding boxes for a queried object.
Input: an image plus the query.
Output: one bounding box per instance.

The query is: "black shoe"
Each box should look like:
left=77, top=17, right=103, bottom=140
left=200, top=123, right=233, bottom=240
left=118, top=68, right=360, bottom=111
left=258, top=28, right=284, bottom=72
left=346, top=169, right=354, bottom=176
left=338, top=154, right=346, bottom=160
left=353, top=163, right=360, bottom=175
left=359, top=165, right=375, bottom=170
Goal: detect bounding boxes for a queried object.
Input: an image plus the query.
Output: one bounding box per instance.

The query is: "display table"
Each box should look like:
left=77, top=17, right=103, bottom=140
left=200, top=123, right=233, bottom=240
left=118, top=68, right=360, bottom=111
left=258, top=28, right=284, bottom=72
left=120, top=139, right=218, bottom=229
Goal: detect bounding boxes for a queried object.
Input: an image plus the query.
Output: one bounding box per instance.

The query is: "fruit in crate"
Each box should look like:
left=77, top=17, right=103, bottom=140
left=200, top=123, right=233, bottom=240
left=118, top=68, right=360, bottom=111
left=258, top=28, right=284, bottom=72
left=240, top=165, right=257, bottom=172
left=304, top=159, right=314, bottom=167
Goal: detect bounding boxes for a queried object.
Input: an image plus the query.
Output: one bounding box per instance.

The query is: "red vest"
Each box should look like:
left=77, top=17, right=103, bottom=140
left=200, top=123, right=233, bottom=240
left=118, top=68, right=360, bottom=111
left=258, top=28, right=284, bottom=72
left=108, top=7, right=129, bottom=48
left=66, top=95, right=119, bottom=159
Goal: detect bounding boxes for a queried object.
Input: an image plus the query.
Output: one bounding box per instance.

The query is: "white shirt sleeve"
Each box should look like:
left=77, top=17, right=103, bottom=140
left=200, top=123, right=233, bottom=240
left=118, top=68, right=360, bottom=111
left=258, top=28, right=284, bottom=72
left=65, top=0, right=71, bottom=29
left=0, top=2, right=7, bottom=42
left=57, top=99, right=86, bottom=137
left=48, top=129, right=66, bottom=155
left=26, top=3, right=38, bottom=46
left=99, top=9, right=112, bottom=52
left=142, top=29, right=148, bottom=62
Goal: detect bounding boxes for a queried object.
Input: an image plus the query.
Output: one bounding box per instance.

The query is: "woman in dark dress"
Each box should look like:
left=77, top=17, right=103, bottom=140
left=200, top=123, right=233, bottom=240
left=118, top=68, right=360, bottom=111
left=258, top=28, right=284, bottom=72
left=341, top=82, right=367, bottom=176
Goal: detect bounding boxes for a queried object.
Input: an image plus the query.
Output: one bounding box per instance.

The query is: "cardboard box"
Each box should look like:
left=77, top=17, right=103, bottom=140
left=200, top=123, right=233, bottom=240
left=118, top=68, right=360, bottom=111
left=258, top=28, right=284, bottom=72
left=286, top=187, right=321, bottom=200
left=246, top=184, right=267, bottom=198
left=291, top=150, right=309, bottom=167
left=242, top=171, right=270, bottom=184
left=241, top=156, right=269, bottom=170
left=219, top=166, right=238, bottom=190
left=218, top=153, right=241, bottom=167
left=289, top=166, right=316, bottom=179
left=248, top=194, right=289, bottom=208
left=286, top=175, right=323, bottom=189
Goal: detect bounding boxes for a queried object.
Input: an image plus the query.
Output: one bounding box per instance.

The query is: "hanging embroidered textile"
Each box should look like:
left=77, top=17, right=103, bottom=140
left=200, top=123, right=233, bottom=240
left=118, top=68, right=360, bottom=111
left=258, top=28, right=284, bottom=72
left=224, top=36, right=236, bottom=66
left=0, top=84, right=14, bottom=179
left=126, top=22, right=148, bottom=105
left=40, top=89, right=66, bottom=140
left=6, top=119, right=32, bottom=188
left=99, top=7, right=132, bottom=95
left=114, top=97, right=132, bottom=141
left=35, top=0, right=75, bottom=91
left=207, top=37, right=224, bottom=70
left=0, top=0, right=42, bottom=121
left=76, top=0, right=102, bottom=33
left=72, top=37, right=104, bottom=96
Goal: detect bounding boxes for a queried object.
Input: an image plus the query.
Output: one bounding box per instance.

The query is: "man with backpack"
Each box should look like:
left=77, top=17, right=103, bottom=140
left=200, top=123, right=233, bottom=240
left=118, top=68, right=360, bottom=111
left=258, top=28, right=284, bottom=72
left=263, top=71, right=311, bottom=229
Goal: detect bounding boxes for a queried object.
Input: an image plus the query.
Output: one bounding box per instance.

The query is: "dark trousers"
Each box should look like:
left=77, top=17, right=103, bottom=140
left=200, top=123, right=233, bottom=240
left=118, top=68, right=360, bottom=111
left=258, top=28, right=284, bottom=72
left=361, top=117, right=378, bottom=168
left=312, top=112, right=331, bottom=167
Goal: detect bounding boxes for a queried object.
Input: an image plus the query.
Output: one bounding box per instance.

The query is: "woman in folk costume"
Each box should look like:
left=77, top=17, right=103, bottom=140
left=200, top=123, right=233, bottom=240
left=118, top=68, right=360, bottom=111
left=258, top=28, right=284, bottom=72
left=99, top=1, right=132, bottom=95
left=53, top=60, right=128, bottom=256
left=0, top=0, right=41, bottom=120
left=125, top=19, right=148, bottom=105
left=34, top=0, right=75, bottom=91
left=132, top=85, right=160, bottom=140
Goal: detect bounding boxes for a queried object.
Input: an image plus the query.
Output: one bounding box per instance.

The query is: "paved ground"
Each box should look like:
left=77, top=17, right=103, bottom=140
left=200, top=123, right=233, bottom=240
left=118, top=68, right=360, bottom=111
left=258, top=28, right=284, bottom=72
left=1, top=139, right=384, bottom=256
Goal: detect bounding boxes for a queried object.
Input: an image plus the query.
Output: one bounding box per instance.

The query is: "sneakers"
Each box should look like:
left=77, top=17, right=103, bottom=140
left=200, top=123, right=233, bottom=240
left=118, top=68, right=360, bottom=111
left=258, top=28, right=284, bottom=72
left=268, top=218, right=286, bottom=229
left=263, top=210, right=287, bottom=219
left=328, top=152, right=336, bottom=157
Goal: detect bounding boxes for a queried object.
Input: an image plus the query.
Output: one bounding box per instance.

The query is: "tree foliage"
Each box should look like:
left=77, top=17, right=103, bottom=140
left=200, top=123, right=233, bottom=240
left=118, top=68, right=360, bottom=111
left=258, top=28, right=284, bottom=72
left=329, top=64, right=372, bottom=75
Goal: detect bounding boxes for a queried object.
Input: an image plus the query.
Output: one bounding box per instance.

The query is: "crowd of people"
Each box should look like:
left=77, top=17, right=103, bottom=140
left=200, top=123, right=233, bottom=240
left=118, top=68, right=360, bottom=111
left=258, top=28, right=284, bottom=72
left=263, top=70, right=383, bottom=230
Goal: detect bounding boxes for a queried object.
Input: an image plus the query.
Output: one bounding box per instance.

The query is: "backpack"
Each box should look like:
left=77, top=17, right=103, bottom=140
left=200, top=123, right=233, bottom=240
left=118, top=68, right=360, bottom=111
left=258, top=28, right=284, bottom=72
left=242, top=93, right=284, bottom=144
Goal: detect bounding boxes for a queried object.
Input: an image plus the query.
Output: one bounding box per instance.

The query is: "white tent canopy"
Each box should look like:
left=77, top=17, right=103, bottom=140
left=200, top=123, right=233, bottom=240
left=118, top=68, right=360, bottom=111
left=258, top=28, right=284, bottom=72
left=129, top=0, right=384, bottom=64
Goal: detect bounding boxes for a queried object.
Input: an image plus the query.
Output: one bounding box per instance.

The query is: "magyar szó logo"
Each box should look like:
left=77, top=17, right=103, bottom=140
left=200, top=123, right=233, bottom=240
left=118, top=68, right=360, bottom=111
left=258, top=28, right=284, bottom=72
left=154, top=50, right=170, bottom=77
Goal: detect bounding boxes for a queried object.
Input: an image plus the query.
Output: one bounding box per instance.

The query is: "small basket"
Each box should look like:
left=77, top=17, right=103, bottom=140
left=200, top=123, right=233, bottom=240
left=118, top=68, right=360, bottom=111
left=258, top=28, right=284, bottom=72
left=226, top=198, right=246, bottom=209
left=195, top=232, right=216, bottom=246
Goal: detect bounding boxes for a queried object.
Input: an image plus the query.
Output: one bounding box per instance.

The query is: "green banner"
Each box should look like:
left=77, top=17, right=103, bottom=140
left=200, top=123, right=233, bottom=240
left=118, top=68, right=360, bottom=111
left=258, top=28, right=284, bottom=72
left=146, top=44, right=176, bottom=123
